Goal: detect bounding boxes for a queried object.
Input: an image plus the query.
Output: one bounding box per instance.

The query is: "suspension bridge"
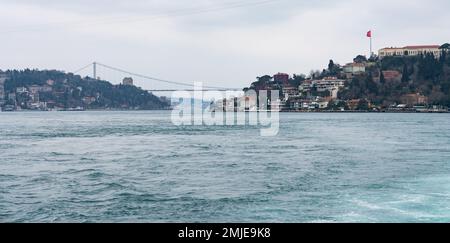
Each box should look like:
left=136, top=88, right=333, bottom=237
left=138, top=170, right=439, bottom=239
left=72, top=62, right=242, bottom=92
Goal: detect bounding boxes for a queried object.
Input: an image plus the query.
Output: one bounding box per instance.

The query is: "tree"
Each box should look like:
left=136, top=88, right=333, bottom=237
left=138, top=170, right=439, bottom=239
left=291, top=74, right=306, bottom=87
left=366, top=73, right=378, bottom=95
left=380, top=71, right=386, bottom=84
left=327, top=100, right=348, bottom=110
left=368, top=55, right=379, bottom=62
left=353, top=55, right=368, bottom=63
left=429, top=86, right=446, bottom=105
left=418, top=53, right=440, bottom=82
left=256, top=75, right=272, bottom=84
left=293, top=74, right=306, bottom=81
left=328, top=60, right=335, bottom=72
left=401, top=64, right=409, bottom=83
left=357, top=99, right=369, bottom=111
left=440, top=43, right=450, bottom=50
left=440, top=49, right=447, bottom=65
left=1, top=69, right=168, bottom=110
left=328, top=60, right=339, bottom=75
left=309, top=70, right=321, bottom=79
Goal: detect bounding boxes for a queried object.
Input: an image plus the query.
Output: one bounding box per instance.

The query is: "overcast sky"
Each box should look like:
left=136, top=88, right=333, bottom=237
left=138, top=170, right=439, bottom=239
left=0, top=0, right=449, bottom=90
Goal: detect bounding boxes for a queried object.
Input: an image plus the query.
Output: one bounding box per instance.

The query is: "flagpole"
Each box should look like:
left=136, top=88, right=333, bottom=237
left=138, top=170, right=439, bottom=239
left=366, top=30, right=373, bottom=57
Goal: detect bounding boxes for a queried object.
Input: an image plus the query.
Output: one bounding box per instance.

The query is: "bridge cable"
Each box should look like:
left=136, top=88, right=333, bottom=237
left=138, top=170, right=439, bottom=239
left=72, top=63, right=93, bottom=74
left=95, top=62, right=237, bottom=90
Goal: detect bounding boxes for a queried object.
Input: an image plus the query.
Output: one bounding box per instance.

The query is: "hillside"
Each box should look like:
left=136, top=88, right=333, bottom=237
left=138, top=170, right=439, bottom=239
left=340, top=50, right=450, bottom=107
left=242, top=44, right=450, bottom=111
left=0, top=69, right=169, bottom=110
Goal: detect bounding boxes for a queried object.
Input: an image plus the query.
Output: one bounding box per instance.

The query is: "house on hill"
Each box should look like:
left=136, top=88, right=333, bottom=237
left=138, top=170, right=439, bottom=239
left=378, top=45, right=442, bottom=58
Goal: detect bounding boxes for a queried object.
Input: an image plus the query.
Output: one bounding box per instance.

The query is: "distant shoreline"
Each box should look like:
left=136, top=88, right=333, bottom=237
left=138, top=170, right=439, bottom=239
left=1, top=109, right=449, bottom=113
left=280, top=110, right=450, bottom=113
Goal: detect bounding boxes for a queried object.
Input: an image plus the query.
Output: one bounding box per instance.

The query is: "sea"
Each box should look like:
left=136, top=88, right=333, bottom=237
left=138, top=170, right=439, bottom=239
left=0, top=111, right=449, bottom=222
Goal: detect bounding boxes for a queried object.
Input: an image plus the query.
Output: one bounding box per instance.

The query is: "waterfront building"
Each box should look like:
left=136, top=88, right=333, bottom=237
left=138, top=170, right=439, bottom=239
left=8, top=93, right=16, bottom=101
left=282, top=85, right=299, bottom=100
left=0, top=74, right=7, bottom=105
left=269, top=99, right=285, bottom=111
left=378, top=45, right=442, bottom=58
left=318, top=101, right=329, bottom=109
left=29, top=102, right=47, bottom=110
left=237, top=95, right=257, bottom=111
left=400, top=93, right=428, bottom=106
left=301, top=101, right=310, bottom=109
left=346, top=99, right=361, bottom=110
left=214, top=98, right=227, bottom=112
left=214, top=97, right=238, bottom=112
left=82, top=96, right=97, bottom=105
left=30, top=92, right=39, bottom=103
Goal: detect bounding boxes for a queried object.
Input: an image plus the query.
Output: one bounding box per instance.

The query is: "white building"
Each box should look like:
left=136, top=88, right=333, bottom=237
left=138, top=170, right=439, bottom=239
left=16, top=87, right=28, bottom=93
left=378, top=45, right=442, bottom=58
left=282, top=86, right=299, bottom=100
left=28, top=85, right=52, bottom=94
left=299, top=80, right=313, bottom=93
left=299, top=78, right=345, bottom=99
left=237, top=95, right=257, bottom=111
left=269, top=99, right=284, bottom=111
left=0, top=74, right=7, bottom=105
left=343, top=63, right=366, bottom=74
left=318, top=101, right=329, bottom=109
left=313, top=77, right=346, bottom=93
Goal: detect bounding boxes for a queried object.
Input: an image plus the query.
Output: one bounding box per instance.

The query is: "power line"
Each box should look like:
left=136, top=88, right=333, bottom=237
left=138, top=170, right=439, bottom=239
left=1, top=0, right=283, bottom=34
left=94, top=0, right=282, bottom=26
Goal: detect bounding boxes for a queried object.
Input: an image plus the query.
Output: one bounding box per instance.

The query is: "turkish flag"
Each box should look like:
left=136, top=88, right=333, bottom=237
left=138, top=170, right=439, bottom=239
left=367, top=30, right=372, bottom=38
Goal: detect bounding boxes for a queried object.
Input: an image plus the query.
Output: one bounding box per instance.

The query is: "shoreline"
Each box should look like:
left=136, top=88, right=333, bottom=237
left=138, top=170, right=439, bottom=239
left=1, top=109, right=449, bottom=114
left=279, top=110, right=450, bottom=113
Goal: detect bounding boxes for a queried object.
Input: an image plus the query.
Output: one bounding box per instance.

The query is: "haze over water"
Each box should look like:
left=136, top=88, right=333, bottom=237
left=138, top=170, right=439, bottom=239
left=1, top=111, right=450, bottom=222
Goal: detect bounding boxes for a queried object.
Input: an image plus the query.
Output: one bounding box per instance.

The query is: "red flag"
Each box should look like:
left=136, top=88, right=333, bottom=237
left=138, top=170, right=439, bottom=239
left=367, top=30, right=372, bottom=38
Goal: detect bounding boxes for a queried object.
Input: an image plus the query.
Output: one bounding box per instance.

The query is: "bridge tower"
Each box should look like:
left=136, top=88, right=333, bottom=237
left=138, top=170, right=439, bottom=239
left=93, top=62, right=97, bottom=80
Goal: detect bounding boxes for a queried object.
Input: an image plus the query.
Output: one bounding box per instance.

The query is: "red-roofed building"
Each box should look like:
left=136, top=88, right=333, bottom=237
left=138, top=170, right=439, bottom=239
left=382, top=70, right=402, bottom=82
left=273, top=73, right=289, bottom=85
left=379, top=45, right=442, bottom=58
left=400, top=93, right=428, bottom=106
left=403, top=45, right=440, bottom=49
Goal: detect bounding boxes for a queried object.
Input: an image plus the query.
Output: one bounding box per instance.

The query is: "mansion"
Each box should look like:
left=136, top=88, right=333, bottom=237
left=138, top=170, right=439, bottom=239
left=378, top=45, right=442, bottom=58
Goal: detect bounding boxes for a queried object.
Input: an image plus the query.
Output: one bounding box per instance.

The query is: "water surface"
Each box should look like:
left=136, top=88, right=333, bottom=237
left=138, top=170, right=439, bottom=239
left=0, top=111, right=449, bottom=222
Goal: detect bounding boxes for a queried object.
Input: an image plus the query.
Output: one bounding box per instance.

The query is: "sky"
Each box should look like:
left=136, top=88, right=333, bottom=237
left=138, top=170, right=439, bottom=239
left=0, top=0, right=449, bottom=90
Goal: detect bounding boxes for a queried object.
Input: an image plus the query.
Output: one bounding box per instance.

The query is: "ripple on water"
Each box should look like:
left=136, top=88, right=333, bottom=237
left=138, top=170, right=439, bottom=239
left=1, top=112, right=450, bottom=222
